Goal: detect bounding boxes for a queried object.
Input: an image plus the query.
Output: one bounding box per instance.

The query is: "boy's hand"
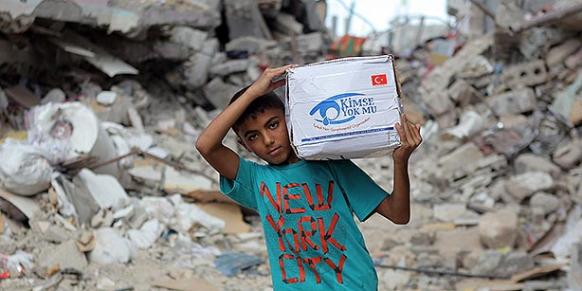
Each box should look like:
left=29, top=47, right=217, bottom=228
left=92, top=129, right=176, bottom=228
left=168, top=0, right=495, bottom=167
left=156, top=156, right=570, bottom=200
left=246, top=64, right=295, bottom=98
left=393, top=114, right=422, bottom=164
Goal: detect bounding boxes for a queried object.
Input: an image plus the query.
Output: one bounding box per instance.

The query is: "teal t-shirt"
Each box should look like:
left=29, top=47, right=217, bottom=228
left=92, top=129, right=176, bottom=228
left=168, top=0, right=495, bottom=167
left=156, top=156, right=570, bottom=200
left=220, top=158, right=390, bottom=290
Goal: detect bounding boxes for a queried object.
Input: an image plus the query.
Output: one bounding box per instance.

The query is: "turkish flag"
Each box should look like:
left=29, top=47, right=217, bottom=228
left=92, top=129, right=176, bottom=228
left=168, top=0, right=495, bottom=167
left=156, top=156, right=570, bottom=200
left=371, top=74, right=388, bottom=86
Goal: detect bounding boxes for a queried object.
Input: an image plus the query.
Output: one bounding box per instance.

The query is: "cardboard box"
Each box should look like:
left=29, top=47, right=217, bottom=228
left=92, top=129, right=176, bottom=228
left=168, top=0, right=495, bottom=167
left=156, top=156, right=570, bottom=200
left=285, top=55, right=402, bottom=160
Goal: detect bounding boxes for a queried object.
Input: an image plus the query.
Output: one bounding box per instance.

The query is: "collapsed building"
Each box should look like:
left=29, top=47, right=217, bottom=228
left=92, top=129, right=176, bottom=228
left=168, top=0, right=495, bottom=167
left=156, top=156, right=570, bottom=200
left=0, top=0, right=581, bottom=290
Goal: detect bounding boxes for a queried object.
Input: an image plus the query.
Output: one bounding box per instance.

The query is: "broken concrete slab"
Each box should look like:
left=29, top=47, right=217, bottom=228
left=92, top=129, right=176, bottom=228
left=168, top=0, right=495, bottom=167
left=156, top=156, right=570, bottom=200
left=0, top=141, right=52, bottom=196
left=514, top=153, right=562, bottom=178
left=437, top=143, right=484, bottom=177
left=479, top=209, right=518, bottom=249
left=76, top=169, right=129, bottom=210
left=38, top=240, right=88, bottom=276
left=487, top=88, right=537, bottom=116
left=224, top=0, right=272, bottom=40
left=0, top=188, right=41, bottom=220
left=170, top=26, right=207, bottom=51
left=498, top=60, right=548, bottom=91
left=447, top=79, right=482, bottom=106
left=274, top=13, right=303, bottom=35
left=225, top=37, right=277, bottom=54
left=506, top=172, right=554, bottom=201
left=127, top=219, right=162, bottom=249
left=530, top=192, right=560, bottom=215
left=184, top=52, right=213, bottom=89
left=41, top=88, right=66, bottom=104
left=203, top=77, right=240, bottom=109
left=547, top=39, right=582, bottom=66
left=433, top=203, right=467, bottom=222
left=552, top=139, right=582, bottom=170
left=209, top=59, right=250, bottom=77
left=89, top=228, right=133, bottom=265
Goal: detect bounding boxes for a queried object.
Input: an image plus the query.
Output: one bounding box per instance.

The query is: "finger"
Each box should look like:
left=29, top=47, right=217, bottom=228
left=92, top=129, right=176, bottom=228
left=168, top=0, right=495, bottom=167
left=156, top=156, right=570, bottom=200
left=411, top=123, right=422, bottom=144
left=395, top=122, right=408, bottom=146
left=270, top=64, right=295, bottom=76
left=401, top=114, right=412, bottom=144
left=269, top=79, right=286, bottom=91
left=407, top=122, right=420, bottom=144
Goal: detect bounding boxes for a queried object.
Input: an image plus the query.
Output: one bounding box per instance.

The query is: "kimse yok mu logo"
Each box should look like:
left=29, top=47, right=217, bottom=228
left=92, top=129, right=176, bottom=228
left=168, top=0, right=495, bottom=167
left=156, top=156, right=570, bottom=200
left=309, top=93, right=377, bottom=126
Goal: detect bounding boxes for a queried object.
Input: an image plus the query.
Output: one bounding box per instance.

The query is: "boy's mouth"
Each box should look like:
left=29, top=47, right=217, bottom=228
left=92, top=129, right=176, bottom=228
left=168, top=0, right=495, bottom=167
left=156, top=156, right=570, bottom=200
left=268, top=146, right=283, bottom=156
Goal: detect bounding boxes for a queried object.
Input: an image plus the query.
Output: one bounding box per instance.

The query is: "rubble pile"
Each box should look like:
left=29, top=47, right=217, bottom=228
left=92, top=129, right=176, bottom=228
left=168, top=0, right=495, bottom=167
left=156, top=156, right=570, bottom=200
left=359, top=1, right=582, bottom=289
left=0, top=0, right=581, bottom=290
left=0, top=0, right=328, bottom=290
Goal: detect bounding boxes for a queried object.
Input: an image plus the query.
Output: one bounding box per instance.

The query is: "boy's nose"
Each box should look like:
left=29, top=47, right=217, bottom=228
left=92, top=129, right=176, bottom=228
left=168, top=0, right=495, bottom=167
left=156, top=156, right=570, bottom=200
left=264, top=132, right=275, bottom=146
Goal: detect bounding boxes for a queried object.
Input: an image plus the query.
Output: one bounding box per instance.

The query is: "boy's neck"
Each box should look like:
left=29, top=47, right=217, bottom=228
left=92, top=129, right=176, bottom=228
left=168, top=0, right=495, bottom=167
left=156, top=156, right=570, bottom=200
left=269, top=152, right=300, bottom=166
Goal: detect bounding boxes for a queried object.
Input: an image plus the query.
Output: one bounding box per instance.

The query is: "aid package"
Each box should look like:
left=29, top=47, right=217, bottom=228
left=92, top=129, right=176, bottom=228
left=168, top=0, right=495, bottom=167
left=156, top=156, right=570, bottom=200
left=285, top=55, right=402, bottom=160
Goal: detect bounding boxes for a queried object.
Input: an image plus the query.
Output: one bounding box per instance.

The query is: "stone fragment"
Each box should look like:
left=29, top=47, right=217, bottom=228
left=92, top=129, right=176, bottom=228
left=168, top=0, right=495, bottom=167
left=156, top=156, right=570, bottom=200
left=210, top=59, right=250, bottom=77
left=514, top=153, right=561, bottom=178
left=478, top=209, right=518, bottom=249
left=42, top=88, right=66, bottom=104
left=447, top=79, right=481, bottom=106
left=471, top=250, right=504, bottom=275
left=224, top=0, right=271, bottom=40
left=203, top=77, right=240, bottom=109
left=226, top=37, right=276, bottom=54
left=553, top=140, right=582, bottom=170
left=410, top=232, right=435, bottom=246
left=437, top=143, right=484, bottom=177
left=38, top=240, right=88, bottom=275
left=274, top=13, right=303, bottom=35
left=184, top=52, right=213, bottom=89
left=506, top=172, right=554, bottom=201
left=170, top=26, right=207, bottom=51
left=566, top=48, right=582, bottom=69
left=530, top=192, right=560, bottom=215
left=89, top=228, right=133, bottom=265
left=487, top=88, right=536, bottom=116
left=497, top=251, right=534, bottom=276
left=458, top=55, right=493, bottom=78
left=433, top=203, right=467, bottom=222
left=498, top=60, right=548, bottom=90
left=296, top=32, right=324, bottom=53
left=422, top=92, right=454, bottom=116
left=547, top=39, right=582, bottom=66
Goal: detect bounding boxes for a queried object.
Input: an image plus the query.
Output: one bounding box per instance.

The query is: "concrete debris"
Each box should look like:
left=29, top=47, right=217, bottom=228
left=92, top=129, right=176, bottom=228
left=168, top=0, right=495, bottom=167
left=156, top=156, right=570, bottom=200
left=506, top=171, right=555, bottom=202
left=89, top=228, right=134, bottom=265
left=38, top=240, right=88, bottom=276
left=530, top=192, right=560, bottom=215
left=0, top=0, right=581, bottom=289
left=478, top=209, right=518, bottom=249
left=0, top=141, right=52, bottom=196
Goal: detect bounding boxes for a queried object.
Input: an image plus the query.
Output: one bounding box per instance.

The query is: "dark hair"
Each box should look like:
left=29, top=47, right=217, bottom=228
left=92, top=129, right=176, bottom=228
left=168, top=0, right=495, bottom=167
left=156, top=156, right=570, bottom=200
left=230, top=86, right=285, bottom=131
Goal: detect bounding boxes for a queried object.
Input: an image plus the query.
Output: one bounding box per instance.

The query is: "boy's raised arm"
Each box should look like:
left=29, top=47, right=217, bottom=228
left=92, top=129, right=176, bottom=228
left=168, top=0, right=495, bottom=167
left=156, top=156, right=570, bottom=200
left=195, top=65, right=292, bottom=180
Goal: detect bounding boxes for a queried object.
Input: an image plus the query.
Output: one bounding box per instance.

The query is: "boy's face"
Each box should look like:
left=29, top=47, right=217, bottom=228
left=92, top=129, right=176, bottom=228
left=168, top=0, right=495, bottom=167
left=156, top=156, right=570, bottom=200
left=236, top=108, right=297, bottom=165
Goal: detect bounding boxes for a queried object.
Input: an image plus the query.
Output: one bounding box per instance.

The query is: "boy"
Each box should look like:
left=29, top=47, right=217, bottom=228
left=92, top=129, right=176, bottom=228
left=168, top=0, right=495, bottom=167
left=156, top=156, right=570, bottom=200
left=196, top=65, right=422, bottom=290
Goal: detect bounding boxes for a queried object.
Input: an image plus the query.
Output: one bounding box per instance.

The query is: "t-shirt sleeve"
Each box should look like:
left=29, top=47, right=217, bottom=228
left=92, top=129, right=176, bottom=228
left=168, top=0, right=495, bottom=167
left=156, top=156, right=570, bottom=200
left=219, top=158, right=258, bottom=210
left=329, top=160, right=390, bottom=222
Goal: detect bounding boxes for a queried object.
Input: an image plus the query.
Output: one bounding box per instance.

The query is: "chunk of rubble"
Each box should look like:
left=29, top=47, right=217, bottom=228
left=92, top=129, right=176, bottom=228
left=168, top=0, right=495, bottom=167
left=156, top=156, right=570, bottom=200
left=89, top=228, right=134, bottom=265
left=530, top=192, right=560, bottom=215
left=478, top=209, right=518, bottom=249
left=38, top=240, right=88, bottom=276
left=514, top=154, right=561, bottom=178
left=506, top=172, right=554, bottom=202
left=553, top=139, right=582, bottom=170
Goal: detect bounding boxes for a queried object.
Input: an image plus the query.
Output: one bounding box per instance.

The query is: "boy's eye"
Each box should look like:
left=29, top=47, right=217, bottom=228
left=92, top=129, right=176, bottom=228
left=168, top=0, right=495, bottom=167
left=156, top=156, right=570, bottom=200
left=268, top=121, right=279, bottom=129
left=247, top=134, right=258, bottom=141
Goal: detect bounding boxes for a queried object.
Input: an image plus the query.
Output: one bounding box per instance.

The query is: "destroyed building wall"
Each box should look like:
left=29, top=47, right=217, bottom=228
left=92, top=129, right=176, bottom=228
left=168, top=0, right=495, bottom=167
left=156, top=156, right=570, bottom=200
left=1, top=0, right=582, bottom=290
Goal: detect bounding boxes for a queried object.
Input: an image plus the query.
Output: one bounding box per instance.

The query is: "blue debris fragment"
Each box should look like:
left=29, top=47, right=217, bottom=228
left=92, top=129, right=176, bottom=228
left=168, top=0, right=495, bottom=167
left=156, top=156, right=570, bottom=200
left=214, top=252, right=263, bottom=277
